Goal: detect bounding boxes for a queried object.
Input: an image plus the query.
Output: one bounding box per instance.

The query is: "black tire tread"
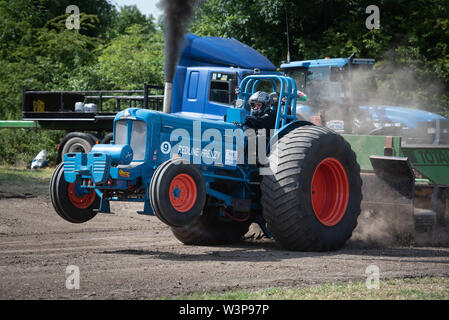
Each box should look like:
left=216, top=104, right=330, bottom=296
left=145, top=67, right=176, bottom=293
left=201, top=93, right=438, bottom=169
left=49, top=163, right=99, bottom=224
left=171, top=211, right=250, bottom=245
left=260, top=125, right=362, bottom=251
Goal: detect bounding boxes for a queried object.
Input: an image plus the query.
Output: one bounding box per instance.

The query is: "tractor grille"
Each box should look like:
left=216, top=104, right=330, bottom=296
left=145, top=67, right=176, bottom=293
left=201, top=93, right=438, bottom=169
left=63, top=153, right=87, bottom=183
left=87, top=153, right=111, bottom=184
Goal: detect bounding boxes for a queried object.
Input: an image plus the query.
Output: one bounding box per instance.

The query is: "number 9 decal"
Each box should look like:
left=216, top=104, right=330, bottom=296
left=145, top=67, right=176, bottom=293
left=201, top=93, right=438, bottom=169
left=160, top=141, right=171, bottom=154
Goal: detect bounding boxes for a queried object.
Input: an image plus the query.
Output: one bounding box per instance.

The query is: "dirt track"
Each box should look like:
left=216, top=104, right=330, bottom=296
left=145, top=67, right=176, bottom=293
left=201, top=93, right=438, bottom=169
left=1, top=180, right=449, bottom=300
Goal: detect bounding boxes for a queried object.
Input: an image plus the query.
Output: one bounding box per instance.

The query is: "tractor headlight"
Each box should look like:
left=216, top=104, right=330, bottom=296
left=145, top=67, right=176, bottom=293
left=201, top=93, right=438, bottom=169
left=91, top=144, right=134, bottom=165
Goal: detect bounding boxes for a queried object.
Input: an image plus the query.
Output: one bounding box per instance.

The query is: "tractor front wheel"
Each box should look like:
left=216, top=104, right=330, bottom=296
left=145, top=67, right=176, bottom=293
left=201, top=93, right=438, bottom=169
left=49, top=163, right=99, bottom=223
left=150, top=158, right=206, bottom=228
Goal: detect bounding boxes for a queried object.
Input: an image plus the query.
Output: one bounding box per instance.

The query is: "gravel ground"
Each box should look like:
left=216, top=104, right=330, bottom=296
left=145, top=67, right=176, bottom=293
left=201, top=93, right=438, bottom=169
left=1, top=180, right=448, bottom=300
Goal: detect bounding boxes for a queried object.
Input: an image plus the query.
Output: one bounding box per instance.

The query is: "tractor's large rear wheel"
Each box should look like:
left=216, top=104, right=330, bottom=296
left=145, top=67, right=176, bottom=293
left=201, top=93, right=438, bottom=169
left=261, top=125, right=362, bottom=251
left=171, top=203, right=251, bottom=245
left=49, top=163, right=99, bottom=223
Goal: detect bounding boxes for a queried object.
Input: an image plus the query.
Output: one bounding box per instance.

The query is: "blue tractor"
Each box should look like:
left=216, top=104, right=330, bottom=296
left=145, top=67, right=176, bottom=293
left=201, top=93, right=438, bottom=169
left=49, top=73, right=363, bottom=251
left=281, top=57, right=449, bottom=145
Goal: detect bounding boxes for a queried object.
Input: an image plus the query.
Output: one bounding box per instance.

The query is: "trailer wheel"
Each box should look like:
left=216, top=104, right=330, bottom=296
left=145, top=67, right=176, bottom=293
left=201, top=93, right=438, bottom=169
left=261, top=125, right=362, bottom=251
left=171, top=204, right=251, bottom=245
left=150, top=158, right=206, bottom=227
left=49, top=163, right=99, bottom=223
left=59, top=133, right=96, bottom=164
left=62, top=136, right=93, bottom=155
left=100, top=133, right=114, bottom=144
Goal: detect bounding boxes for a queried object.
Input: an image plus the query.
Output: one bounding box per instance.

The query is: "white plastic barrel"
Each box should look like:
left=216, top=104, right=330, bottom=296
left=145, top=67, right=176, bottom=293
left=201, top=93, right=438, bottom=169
left=75, top=102, right=85, bottom=112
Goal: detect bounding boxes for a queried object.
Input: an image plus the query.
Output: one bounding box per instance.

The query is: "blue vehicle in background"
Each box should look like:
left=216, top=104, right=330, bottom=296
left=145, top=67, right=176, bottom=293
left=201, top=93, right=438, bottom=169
left=281, top=57, right=449, bottom=145
left=167, top=34, right=280, bottom=119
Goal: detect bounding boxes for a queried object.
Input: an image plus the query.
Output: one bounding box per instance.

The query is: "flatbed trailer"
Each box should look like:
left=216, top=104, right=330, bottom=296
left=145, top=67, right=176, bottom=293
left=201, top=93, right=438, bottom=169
left=1, top=84, right=163, bottom=162
left=21, top=84, right=163, bottom=130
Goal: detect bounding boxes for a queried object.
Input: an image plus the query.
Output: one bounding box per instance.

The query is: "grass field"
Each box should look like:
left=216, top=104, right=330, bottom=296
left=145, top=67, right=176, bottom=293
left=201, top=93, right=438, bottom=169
left=0, top=166, right=54, bottom=183
left=176, top=277, right=449, bottom=300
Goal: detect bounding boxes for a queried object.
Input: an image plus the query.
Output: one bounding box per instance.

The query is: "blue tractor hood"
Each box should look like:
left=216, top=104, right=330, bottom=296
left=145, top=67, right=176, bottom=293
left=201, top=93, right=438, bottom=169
left=360, top=105, right=448, bottom=128
left=179, top=34, right=276, bottom=71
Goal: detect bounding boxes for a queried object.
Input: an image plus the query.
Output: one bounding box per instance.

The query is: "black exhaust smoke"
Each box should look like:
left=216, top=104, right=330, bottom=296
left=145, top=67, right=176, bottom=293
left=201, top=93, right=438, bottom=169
left=157, top=0, right=197, bottom=113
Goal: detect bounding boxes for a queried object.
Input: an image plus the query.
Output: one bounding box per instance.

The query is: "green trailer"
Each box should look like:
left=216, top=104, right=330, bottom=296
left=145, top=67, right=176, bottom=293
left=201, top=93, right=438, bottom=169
left=344, top=134, right=449, bottom=236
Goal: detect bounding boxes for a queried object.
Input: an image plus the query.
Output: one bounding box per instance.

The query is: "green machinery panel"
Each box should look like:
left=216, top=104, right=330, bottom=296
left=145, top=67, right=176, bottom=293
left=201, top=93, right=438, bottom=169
left=401, top=145, right=449, bottom=185
left=342, top=134, right=401, bottom=171
left=343, top=134, right=449, bottom=185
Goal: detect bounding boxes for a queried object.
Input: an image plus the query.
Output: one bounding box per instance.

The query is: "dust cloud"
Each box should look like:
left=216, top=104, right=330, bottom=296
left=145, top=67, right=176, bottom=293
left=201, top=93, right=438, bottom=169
left=299, top=56, right=447, bottom=137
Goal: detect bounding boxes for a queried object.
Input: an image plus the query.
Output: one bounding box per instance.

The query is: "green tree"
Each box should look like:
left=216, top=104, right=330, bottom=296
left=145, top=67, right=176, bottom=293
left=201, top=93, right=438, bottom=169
left=97, top=25, right=164, bottom=90
left=0, top=11, right=102, bottom=119
left=0, top=0, right=116, bottom=119
left=191, top=0, right=449, bottom=115
left=112, top=5, right=156, bottom=36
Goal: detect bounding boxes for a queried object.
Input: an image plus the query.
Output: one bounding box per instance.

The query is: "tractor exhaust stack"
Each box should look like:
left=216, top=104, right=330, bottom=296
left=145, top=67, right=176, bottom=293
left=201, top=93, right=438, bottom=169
left=163, top=82, right=173, bottom=114
left=158, top=0, right=196, bottom=114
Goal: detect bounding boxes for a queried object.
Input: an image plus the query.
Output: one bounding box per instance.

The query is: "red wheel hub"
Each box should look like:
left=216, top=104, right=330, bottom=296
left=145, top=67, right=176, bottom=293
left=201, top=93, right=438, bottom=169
left=68, top=183, right=96, bottom=209
left=311, top=157, right=349, bottom=226
left=169, top=174, right=197, bottom=213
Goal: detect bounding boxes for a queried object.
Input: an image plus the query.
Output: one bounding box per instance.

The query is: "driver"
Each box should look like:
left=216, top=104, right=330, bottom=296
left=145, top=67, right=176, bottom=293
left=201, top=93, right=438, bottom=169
left=242, top=91, right=276, bottom=130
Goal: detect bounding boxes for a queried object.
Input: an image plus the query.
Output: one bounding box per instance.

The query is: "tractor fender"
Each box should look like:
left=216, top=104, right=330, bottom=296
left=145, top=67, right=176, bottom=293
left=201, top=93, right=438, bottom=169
left=57, top=132, right=98, bottom=164
left=267, top=120, right=315, bottom=154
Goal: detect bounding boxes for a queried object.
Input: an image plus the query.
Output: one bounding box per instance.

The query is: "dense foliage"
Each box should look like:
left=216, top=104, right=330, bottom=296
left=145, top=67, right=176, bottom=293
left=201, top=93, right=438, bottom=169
left=0, top=0, right=163, bottom=165
left=1, top=0, right=448, bottom=165
left=191, top=0, right=449, bottom=114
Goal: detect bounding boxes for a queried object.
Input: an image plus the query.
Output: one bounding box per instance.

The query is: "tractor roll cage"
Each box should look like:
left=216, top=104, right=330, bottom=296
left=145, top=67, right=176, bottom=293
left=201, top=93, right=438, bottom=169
left=237, top=75, right=298, bottom=131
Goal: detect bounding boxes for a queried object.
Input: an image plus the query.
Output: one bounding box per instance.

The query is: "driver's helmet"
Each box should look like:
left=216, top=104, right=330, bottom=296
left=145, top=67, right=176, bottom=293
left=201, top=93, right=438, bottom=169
left=248, top=91, right=271, bottom=116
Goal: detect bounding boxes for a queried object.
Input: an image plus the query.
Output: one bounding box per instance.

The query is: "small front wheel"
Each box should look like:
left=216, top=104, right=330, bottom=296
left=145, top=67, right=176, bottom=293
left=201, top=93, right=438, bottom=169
left=49, top=164, right=99, bottom=223
left=150, top=158, right=206, bottom=227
